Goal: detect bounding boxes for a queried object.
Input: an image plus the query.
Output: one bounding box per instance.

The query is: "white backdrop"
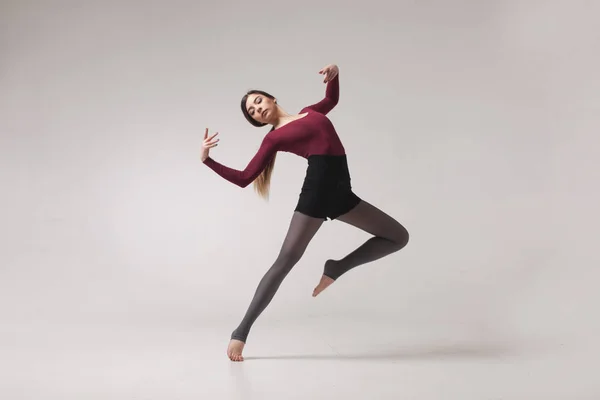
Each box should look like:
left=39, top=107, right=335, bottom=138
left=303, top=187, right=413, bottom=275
left=1, top=0, right=599, bottom=398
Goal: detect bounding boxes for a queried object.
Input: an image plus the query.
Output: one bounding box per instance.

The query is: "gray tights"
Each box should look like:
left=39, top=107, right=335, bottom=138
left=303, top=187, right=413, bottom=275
left=230, top=200, right=409, bottom=343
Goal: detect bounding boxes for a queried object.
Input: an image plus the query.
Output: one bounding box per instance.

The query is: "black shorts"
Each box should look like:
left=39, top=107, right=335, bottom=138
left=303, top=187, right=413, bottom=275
left=294, top=154, right=362, bottom=220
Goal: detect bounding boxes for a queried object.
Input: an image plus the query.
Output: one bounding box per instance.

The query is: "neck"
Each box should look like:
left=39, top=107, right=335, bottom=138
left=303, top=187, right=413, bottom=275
left=271, top=106, right=293, bottom=128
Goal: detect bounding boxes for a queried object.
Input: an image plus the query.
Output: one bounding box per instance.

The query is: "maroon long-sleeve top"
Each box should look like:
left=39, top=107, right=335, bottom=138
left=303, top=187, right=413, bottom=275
left=203, top=74, right=345, bottom=188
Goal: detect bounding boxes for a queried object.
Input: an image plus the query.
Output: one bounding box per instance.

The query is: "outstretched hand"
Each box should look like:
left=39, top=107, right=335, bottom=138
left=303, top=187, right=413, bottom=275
left=319, top=64, right=339, bottom=83
left=201, top=128, right=219, bottom=162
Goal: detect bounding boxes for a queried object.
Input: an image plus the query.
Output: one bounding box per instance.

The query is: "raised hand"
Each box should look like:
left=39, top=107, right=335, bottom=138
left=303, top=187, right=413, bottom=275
left=319, top=64, right=339, bottom=83
left=201, top=128, right=219, bottom=162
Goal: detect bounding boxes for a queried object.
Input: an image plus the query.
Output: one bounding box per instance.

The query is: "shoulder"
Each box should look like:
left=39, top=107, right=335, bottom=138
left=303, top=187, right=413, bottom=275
left=300, top=108, right=322, bottom=117
left=299, top=108, right=326, bottom=120
left=261, top=130, right=280, bottom=149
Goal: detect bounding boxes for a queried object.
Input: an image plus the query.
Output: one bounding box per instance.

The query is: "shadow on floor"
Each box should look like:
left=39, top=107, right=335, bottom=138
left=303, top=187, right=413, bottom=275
left=244, top=341, right=524, bottom=362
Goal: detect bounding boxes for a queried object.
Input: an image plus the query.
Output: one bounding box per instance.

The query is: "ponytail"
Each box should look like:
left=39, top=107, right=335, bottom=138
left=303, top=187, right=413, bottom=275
left=253, top=152, right=276, bottom=200
left=253, top=126, right=276, bottom=199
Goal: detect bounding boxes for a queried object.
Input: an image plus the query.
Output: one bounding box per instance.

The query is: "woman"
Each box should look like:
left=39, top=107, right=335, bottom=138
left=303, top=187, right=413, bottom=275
left=201, top=64, right=409, bottom=362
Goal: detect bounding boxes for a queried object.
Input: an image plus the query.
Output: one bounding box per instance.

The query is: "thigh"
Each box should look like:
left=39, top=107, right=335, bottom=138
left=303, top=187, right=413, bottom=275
left=279, top=211, right=325, bottom=258
left=335, top=200, right=408, bottom=243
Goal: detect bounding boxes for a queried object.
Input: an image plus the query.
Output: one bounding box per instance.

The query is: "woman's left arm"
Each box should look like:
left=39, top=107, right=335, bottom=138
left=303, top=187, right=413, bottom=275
left=303, top=64, right=339, bottom=115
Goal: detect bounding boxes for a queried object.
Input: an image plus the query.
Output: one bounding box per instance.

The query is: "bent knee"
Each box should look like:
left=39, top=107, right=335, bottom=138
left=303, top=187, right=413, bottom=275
left=390, top=223, right=409, bottom=249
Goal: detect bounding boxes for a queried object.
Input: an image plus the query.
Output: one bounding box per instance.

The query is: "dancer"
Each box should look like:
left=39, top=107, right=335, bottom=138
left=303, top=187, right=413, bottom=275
left=201, top=64, right=409, bottom=362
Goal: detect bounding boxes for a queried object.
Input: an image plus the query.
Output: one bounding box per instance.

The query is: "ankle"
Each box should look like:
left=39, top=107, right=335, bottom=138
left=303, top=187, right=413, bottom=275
left=323, top=260, right=340, bottom=279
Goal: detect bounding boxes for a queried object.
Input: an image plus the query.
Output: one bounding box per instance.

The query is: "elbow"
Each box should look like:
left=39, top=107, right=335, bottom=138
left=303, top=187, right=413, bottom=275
left=238, top=177, right=253, bottom=188
left=239, top=170, right=264, bottom=188
left=232, top=172, right=254, bottom=188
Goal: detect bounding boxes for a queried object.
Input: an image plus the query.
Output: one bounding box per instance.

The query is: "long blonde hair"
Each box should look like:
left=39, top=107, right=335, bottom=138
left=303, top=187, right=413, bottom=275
left=241, top=90, right=278, bottom=200
left=253, top=152, right=276, bottom=199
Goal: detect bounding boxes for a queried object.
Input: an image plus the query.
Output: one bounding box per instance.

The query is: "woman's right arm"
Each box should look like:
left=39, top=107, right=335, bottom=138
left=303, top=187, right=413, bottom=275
left=202, top=134, right=278, bottom=188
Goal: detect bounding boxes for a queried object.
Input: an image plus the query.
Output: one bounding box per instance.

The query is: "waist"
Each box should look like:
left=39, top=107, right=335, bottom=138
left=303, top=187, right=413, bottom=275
left=306, top=154, right=349, bottom=166
left=304, top=154, right=352, bottom=183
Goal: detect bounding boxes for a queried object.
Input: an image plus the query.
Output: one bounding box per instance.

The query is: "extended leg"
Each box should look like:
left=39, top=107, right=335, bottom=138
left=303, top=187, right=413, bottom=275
left=228, top=211, right=323, bottom=359
left=313, top=200, right=408, bottom=296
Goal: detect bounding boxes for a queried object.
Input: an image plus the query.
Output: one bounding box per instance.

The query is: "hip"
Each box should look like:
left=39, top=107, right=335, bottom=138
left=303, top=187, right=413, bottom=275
left=301, top=154, right=353, bottom=192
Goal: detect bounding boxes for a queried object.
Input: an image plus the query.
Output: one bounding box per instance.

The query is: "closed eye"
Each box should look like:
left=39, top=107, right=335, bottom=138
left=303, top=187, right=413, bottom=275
left=249, top=96, right=262, bottom=116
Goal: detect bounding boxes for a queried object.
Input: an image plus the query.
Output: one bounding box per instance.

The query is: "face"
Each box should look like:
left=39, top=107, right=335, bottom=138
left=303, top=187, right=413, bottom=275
left=245, top=93, right=277, bottom=125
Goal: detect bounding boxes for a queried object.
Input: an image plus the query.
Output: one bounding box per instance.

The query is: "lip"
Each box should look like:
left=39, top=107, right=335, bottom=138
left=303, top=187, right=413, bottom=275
left=262, top=109, right=268, bottom=118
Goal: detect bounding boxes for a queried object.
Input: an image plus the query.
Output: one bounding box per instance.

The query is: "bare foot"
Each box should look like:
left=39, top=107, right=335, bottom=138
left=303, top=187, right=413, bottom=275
left=227, top=339, right=245, bottom=362
left=312, top=260, right=337, bottom=297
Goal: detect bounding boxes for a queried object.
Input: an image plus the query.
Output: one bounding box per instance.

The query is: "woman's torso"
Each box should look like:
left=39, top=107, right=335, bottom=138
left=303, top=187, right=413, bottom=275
left=268, top=109, right=346, bottom=158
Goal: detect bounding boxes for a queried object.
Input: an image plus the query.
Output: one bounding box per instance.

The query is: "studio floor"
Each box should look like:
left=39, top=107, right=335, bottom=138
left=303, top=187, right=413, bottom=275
left=1, top=313, right=593, bottom=399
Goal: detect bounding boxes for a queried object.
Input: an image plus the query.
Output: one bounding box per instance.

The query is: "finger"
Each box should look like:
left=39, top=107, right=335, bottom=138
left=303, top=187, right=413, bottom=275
left=208, top=132, right=219, bottom=141
left=204, top=128, right=208, bottom=139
